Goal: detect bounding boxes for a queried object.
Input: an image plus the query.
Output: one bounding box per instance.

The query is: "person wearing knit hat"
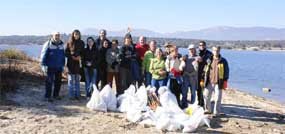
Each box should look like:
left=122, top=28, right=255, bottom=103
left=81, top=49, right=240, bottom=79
left=118, top=32, right=137, bottom=92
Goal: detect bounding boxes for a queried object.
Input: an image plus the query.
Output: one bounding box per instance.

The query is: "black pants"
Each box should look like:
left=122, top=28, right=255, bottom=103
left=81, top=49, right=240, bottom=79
left=169, top=78, right=182, bottom=106
left=45, top=70, right=62, bottom=98
left=96, top=68, right=107, bottom=90
left=197, top=76, right=205, bottom=107
left=119, top=67, right=133, bottom=93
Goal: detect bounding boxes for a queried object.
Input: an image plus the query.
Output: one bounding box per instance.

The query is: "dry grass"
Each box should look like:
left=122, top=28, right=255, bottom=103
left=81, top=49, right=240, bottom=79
left=0, top=49, right=44, bottom=99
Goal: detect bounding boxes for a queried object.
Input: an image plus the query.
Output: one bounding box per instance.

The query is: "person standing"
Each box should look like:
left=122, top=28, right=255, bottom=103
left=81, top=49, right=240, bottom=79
left=165, top=45, right=184, bottom=107
left=96, top=29, right=111, bottom=48
left=203, top=46, right=229, bottom=116
left=119, top=33, right=137, bottom=91
left=149, top=48, right=167, bottom=95
left=142, top=40, right=157, bottom=87
left=96, top=29, right=111, bottom=89
left=135, top=36, right=149, bottom=86
left=82, top=37, right=98, bottom=98
left=197, top=41, right=212, bottom=107
left=106, top=39, right=121, bottom=95
left=180, top=44, right=201, bottom=108
left=65, top=30, right=85, bottom=100
left=40, top=32, right=65, bottom=102
left=97, top=39, right=109, bottom=90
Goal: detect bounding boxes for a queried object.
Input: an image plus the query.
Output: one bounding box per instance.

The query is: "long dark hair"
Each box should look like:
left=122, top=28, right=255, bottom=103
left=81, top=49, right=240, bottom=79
left=67, top=29, right=81, bottom=50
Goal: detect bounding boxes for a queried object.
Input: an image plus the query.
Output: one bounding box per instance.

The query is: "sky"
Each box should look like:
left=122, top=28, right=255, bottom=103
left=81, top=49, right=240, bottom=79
left=0, top=0, right=285, bottom=35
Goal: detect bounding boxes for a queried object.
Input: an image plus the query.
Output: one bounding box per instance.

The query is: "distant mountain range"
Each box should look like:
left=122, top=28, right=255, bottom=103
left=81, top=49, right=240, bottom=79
left=82, top=26, right=285, bottom=41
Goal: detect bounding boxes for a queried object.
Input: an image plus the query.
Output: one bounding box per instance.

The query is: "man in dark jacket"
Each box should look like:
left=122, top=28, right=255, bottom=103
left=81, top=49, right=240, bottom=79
left=96, top=29, right=111, bottom=90
left=96, top=29, right=111, bottom=49
left=197, top=41, right=212, bottom=107
left=40, top=32, right=65, bottom=102
left=203, top=46, right=229, bottom=117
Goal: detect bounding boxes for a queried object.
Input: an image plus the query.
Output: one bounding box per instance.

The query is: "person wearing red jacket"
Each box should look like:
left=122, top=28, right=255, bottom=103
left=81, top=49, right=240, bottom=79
left=136, top=36, right=149, bottom=61
left=135, top=36, right=149, bottom=86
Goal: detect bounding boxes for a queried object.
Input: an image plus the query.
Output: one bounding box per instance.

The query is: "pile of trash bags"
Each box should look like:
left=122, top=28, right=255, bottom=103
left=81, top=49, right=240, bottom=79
left=86, top=84, right=210, bottom=133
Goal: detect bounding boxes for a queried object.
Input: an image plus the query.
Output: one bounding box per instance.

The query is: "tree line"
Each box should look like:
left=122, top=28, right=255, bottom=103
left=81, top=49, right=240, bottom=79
left=0, top=35, right=284, bottom=50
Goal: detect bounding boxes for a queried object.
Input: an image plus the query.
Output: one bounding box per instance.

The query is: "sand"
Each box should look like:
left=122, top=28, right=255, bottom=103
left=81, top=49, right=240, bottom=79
left=0, top=80, right=284, bottom=134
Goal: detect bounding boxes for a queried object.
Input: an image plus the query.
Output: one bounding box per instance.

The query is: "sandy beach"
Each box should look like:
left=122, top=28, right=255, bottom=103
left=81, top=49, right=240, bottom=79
left=0, top=78, right=284, bottom=134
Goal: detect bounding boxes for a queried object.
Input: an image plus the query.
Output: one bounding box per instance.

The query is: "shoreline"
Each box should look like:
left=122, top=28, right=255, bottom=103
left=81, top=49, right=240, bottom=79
left=230, top=87, right=285, bottom=106
left=1, top=44, right=285, bottom=52
left=229, top=88, right=285, bottom=106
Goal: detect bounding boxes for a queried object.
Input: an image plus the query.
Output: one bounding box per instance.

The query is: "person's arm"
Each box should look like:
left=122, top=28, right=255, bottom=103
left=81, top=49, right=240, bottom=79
left=131, top=45, right=138, bottom=59
left=165, top=57, right=170, bottom=72
left=149, top=59, right=155, bottom=74
left=65, top=43, right=72, bottom=58
left=179, top=60, right=186, bottom=72
left=142, top=52, right=149, bottom=72
left=223, top=58, right=229, bottom=80
left=105, top=49, right=113, bottom=65
left=40, top=40, right=50, bottom=66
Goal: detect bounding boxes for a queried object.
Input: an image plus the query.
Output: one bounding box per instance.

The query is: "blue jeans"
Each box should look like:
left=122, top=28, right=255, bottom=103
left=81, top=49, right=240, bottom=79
left=84, top=68, right=97, bottom=97
left=181, top=76, right=197, bottom=106
left=151, top=78, right=166, bottom=95
left=145, top=72, right=152, bottom=87
left=45, top=69, right=62, bottom=98
left=68, top=74, right=81, bottom=98
left=131, top=60, right=140, bottom=82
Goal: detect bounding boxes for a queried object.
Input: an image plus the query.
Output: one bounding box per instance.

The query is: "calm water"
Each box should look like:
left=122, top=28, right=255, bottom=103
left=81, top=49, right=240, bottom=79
left=1, top=44, right=285, bottom=104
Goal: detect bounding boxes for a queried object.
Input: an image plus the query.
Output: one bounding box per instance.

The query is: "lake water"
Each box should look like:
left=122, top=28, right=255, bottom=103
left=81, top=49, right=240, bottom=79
left=1, top=44, right=285, bottom=104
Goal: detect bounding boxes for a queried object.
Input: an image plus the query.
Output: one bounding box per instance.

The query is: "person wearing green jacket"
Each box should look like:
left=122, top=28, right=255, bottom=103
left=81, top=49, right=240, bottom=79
left=142, top=40, right=156, bottom=86
left=149, top=48, right=167, bottom=95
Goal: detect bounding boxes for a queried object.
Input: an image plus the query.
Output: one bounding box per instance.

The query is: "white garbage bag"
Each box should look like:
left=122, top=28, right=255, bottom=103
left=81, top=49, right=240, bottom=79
left=99, top=85, right=117, bottom=111
left=117, top=85, right=137, bottom=112
left=182, top=107, right=211, bottom=133
left=126, top=108, right=143, bottom=123
left=135, top=85, right=148, bottom=111
left=159, top=90, right=184, bottom=114
left=124, top=84, right=136, bottom=96
left=155, top=114, right=182, bottom=132
left=86, top=84, right=107, bottom=112
left=157, top=86, right=169, bottom=96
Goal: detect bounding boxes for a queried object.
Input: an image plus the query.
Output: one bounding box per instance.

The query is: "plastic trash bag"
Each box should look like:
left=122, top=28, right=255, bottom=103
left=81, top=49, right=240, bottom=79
left=117, top=85, right=137, bottom=112
left=86, top=84, right=107, bottom=112
left=126, top=108, right=143, bottom=123
left=155, top=114, right=182, bottom=132
left=182, top=107, right=211, bottom=133
left=157, top=86, right=169, bottom=96
left=159, top=90, right=184, bottom=114
left=135, top=85, right=148, bottom=111
left=99, top=84, right=117, bottom=111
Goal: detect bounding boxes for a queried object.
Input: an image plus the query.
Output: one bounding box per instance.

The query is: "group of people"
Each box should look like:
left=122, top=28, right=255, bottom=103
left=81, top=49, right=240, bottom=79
left=40, top=29, right=229, bottom=116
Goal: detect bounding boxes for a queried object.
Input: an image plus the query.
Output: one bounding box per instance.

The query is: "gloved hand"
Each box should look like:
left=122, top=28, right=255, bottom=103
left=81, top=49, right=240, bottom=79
left=41, top=66, right=48, bottom=75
